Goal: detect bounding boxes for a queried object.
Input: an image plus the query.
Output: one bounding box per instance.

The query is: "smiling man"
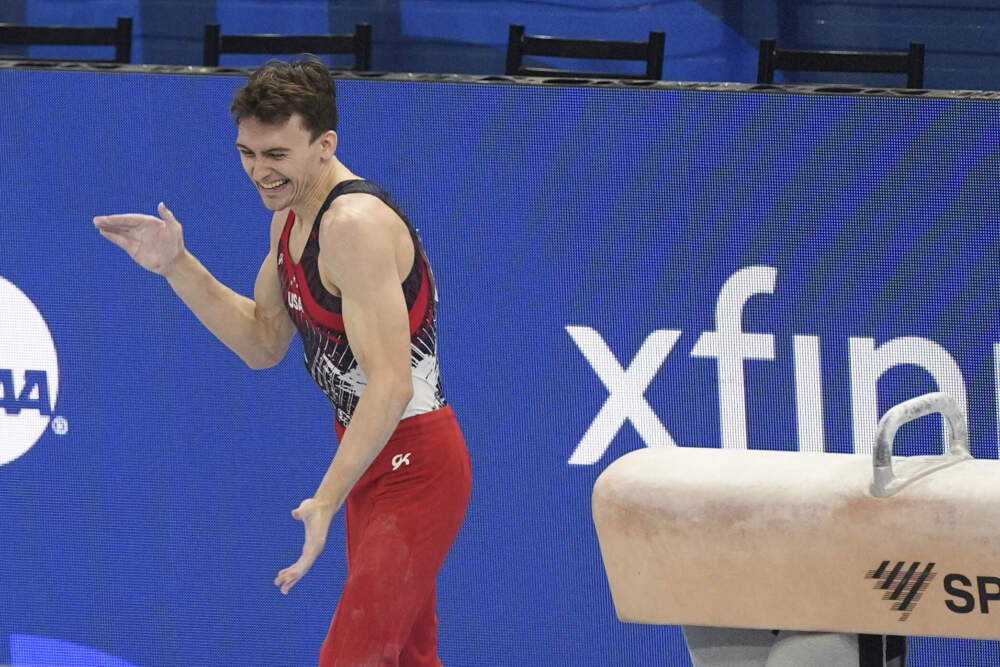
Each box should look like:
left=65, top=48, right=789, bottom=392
left=93, top=57, right=472, bottom=666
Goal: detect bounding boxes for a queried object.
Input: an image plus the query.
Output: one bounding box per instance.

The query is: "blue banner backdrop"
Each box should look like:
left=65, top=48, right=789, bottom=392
left=2, top=70, right=1000, bottom=665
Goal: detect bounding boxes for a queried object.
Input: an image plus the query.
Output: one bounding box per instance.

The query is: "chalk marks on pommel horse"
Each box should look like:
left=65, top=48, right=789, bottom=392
left=592, top=392, right=1000, bottom=640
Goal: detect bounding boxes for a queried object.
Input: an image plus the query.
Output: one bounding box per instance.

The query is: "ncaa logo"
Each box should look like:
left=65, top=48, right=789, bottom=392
left=1, top=276, right=59, bottom=465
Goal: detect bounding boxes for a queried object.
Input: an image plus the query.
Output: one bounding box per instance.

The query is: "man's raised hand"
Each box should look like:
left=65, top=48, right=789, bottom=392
left=94, top=202, right=185, bottom=276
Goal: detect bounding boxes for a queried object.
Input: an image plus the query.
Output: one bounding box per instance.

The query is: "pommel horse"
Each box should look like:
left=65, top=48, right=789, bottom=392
left=593, top=392, right=998, bottom=666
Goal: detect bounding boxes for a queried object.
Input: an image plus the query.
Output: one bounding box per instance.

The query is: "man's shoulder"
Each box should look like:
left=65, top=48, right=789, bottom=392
left=327, top=189, right=392, bottom=217
left=321, top=190, right=401, bottom=237
left=316, top=191, right=410, bottom=279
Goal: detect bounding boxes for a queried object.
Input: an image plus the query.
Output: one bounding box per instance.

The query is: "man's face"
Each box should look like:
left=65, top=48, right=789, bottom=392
left=235, top=114, right=332, bottom=211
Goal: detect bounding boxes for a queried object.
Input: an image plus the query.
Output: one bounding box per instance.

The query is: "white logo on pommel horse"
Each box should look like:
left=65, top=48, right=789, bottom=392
left=392, top=452, right=411, bottom=470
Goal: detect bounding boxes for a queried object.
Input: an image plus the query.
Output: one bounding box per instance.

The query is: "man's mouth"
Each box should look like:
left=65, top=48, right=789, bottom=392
left=261, top=178, right=289, bottom=190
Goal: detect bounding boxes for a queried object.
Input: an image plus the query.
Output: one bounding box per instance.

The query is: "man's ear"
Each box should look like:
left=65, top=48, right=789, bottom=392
left=322, top=130, right=338, bottom=158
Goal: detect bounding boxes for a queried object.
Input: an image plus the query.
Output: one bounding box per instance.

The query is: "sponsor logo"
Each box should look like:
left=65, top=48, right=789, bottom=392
left=943, top=573, right=1000, bottom=614
left=0, top=276, right=61, bottom=466
left=568, top=265, right=970, bottom=464
left=866, top=560, right=936, bottom=621
left=391, top=452, right=411, bottom=470
left=867, top=560, right=1000, bottom=619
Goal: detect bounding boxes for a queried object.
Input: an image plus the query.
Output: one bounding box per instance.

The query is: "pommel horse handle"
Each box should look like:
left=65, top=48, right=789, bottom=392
left=871, top=391, right=972, bottom=498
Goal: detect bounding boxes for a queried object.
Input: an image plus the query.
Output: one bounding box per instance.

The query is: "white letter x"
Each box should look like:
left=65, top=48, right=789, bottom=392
left=566, top=326, right=681, bottom=465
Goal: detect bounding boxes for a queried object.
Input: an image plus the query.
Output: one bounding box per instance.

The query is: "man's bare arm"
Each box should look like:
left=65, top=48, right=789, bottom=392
left=274, top=196, right=414, bottom=594
left=313, top=202, right=415, bottom=506
left=94, top=203, right=295, bottom=368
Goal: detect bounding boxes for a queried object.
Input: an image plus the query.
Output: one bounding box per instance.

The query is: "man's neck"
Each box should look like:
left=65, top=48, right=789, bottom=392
left=292, top=159, right=357, bottom=228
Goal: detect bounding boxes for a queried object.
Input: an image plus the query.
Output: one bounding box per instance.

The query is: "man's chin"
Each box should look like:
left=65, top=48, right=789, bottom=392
left=259, top=196, right=285, bottom=211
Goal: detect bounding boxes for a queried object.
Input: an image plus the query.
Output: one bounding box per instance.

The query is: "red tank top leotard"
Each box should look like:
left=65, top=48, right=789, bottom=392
left=276, top=179, right=446, bottom=427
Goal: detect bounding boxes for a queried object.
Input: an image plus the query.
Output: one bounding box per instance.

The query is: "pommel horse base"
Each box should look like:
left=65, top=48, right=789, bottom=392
left=593, top=393, right=998, bottom=665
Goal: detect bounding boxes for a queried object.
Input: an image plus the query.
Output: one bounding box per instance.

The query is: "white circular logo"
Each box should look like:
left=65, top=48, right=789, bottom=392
left=0, top=276, right=59, bottom=465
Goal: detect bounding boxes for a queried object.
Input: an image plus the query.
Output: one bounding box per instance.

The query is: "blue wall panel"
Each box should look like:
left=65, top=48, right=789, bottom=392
left=2, top=70, right=1000, bottom=665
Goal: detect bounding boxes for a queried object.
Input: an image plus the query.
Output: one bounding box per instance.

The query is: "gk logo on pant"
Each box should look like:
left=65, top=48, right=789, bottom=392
left=392, top=452, right=411, bottom=470
left=0, top=276, right=60, bottom=466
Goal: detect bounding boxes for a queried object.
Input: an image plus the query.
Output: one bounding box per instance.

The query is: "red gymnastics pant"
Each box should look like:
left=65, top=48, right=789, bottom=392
left=320, top=406, right=472, bottom=667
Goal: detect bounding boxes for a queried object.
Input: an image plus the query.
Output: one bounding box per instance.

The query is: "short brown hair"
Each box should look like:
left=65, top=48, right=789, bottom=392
left=230, top=56, right=337, bottom=140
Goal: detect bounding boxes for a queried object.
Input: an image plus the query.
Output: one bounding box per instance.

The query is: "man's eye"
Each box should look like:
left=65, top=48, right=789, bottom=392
left=268, top=153, right=286, bottom=160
